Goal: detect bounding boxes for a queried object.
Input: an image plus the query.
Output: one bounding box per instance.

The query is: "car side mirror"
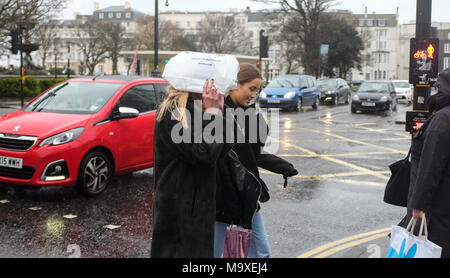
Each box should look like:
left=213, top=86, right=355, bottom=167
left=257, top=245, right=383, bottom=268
left=112, top=107, right=139, bottom=120
left=301, top=86, right=308, bottom=90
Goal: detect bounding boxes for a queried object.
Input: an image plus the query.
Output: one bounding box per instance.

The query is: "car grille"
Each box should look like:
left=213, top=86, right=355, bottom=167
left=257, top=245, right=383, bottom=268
left=0, top=166, right=35, bottom=179
left=0, top=134, right=37, bottom=151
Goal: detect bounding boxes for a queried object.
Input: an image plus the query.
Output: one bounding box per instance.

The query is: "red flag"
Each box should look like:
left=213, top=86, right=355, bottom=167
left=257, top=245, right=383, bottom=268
left=131, top=48, right=138, bottom=75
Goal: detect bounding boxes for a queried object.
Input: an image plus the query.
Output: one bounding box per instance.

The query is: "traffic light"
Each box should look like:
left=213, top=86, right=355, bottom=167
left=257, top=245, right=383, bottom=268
left=21, top=67, right=26, bottom=84
left=9, top=29, right=19, bottom=55
left=409, top=38, right=439, bottom=86
left=256, top=60, right=261, bottom=72
left=259, top=30, right=269, bottom=59
left=21, top=43, right=39, bottom=54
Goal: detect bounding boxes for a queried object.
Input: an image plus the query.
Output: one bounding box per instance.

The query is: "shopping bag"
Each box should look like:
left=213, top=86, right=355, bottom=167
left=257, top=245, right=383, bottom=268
left=387, top=214, right=442, bottom=258
left=383, top=148, right=411, bottom=207
left=162, top=51, right=239, bottom=95
left=223, top=225, right=252, bottom=258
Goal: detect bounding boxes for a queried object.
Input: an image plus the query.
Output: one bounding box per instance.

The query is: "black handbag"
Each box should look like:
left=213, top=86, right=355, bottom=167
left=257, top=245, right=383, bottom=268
left=383, top=148, right=411, bottom=207
left=228, top=150, right=270, bottom=203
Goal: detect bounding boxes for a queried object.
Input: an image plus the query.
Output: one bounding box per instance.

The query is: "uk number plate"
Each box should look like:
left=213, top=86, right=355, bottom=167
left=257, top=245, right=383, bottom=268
left=362, top=102, right=376, bottom=107
left=0, top=156, right=23, bottom=169
left=268, top=99, right=280, bottom=104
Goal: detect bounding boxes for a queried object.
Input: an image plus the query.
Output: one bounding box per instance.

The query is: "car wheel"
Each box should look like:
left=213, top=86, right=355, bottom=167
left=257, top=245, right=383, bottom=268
left=295, top=97, right=303, bottom=112
left=76, top=151, right=112, bottom=197
left=312, top=97, right=318, bottom=110
left=345, top=93, right=350, bottom=105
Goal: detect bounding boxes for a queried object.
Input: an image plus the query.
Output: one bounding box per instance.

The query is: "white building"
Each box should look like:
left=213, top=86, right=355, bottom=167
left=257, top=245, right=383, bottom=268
left=347, top=9, right=400, bottom=82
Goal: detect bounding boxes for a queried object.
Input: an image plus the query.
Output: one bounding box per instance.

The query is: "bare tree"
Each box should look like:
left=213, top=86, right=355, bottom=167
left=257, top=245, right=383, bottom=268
left=196, top=14, right=252, bottom=55
left=134, top=16, right=196, bottom=51
left=74, top=20, right=108, bottom=75
left=34, top=20, right=59, bottom=69
left=97, top=22, right=128, bottom=75
left=0, top=0, right=66, bottom=54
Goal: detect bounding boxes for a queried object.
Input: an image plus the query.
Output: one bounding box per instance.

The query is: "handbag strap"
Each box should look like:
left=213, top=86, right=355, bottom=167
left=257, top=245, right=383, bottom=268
left=405, top=214, right=428, bottom=239
left=406, top=217, right=417, bottom=235
left=418, top=213, right=429, bottom=239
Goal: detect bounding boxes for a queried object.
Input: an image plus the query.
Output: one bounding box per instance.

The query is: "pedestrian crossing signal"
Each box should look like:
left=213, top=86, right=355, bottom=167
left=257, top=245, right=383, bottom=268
left=409, top=38, right=439, bottom=86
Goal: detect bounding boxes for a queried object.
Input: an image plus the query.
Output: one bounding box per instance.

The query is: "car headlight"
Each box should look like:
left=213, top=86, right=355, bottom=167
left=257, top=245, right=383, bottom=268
left=260, top=91, right=267, bottom=98
left=39, top=127, right=84, bottom=147
left=352, top=95, right=360, bottom=101
left=326, top=90, right=334, bottom=95
left=283, top=91, right=296, bottom=99
left=380, top=96, right=388, bottom=102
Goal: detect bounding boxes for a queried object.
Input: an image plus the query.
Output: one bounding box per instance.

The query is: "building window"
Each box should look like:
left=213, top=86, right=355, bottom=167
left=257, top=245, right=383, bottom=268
left=186, top=21, right=190, bottom=27
left=366, top=19, right=373, bottom=27
left=116, top=13, right=121, bottom=19
left=383, top=71, right=387, bottom=80
left=444, top=57, right=450, bottom=69
left=444, top=43, right=450, bottom=54
left=378, top=19, right=386, bottom=27
left=365, top=73, right=370, bottom=80
left=108, top=13, right=114, bottom=19
left=126, top=12, right=131, bottom=18
left=359, top=19, right=365, bottom=27
left=99, top=13, right=104, bottom=19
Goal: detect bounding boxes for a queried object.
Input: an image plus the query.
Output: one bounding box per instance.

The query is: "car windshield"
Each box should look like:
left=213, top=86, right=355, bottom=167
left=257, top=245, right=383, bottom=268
left=317, top=79, right=337, bottom=89
left=266, top=76, right=301, bottom=88
left=24, top=81, right=123, bottom=114
left=393, top=81, right=410, bottom=89
left=358, top=82, right=389, bottom=94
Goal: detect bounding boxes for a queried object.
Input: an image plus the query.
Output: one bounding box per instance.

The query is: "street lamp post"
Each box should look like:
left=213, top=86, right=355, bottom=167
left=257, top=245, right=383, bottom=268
left=151, top=0, right=169, bottom=77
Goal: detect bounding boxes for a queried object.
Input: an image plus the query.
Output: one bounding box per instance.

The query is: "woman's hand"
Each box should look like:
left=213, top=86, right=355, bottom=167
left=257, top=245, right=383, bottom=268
left=413, top=209, right=424, bottom=219
left=202, top=79, right=224, bottom=114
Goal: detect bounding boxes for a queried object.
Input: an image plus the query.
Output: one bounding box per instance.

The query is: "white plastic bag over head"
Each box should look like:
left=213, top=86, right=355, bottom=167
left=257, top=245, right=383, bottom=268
left=162, top=52, right=239, bottom=95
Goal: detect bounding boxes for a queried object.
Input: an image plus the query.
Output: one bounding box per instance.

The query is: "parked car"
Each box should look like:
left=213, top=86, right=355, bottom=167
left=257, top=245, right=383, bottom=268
left=0, top=76, right=168, bottom=196
left=392, top=80, right=413, bottom=104
left=351, top=81, right=398, bottom=114
left=259, top=74, right=319, bottom=112
left=317, top=78, right=351, bottom=105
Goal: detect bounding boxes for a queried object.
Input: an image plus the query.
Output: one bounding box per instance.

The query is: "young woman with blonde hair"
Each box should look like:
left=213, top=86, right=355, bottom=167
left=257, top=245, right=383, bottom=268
left=151, top=80, right=232, bottom=258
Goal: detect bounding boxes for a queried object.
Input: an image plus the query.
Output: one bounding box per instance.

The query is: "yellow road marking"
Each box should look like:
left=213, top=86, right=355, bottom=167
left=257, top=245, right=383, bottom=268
left=297, top=228, right=391, bottom=258
left=270, top=137, right=390, bottom=181
left=260, top=169, right=390, bottom=181
left=313, top=232, right=390, bottom=258
left=297, top=127, right=408, bottom=155
left=276, top=151, right=403, bottom=158
left=316, top=118, right=410, bottom=140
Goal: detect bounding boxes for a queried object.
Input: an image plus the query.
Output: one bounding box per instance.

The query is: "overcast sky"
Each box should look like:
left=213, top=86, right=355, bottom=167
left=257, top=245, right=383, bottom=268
left=62, top=0, right=450, bottom=24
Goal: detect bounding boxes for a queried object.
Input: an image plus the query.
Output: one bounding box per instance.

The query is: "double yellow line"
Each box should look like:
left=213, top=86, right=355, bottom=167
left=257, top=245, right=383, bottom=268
left=297, top=228, right=391, bottom=258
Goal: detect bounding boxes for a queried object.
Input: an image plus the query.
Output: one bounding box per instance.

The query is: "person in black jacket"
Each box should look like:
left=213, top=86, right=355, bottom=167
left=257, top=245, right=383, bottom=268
left=151, top=80, right=232, bottom=258
left=214, top=64, right=298, bottom=258
left=409, top=68, right=450, bottom=258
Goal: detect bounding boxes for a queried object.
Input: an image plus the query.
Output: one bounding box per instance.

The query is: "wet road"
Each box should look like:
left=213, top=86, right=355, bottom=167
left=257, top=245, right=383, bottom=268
left=260, top=102, right=409, bottom=258
left=0, top=102, right=410, bottom=258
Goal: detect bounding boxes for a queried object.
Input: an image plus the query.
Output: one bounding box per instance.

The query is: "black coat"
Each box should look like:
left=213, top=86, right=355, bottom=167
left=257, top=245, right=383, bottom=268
left=216, top=96, right=298, bottom=229
left=151, top=97, right=232, bottom=258
left=408, top=106, right=450, bottom=257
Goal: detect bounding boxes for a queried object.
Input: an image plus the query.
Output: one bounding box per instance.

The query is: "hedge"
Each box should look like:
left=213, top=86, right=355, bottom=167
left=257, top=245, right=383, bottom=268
left=0, top=77, right=68, bottom=98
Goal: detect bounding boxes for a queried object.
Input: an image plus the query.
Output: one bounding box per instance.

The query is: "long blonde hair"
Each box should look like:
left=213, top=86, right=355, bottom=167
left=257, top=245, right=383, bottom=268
left=157, top=86, right=189, bottom=129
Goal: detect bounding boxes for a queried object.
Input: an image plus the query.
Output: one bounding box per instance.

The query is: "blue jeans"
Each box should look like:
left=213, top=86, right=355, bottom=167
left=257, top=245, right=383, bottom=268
left=214, top=211, right=271, bottom=258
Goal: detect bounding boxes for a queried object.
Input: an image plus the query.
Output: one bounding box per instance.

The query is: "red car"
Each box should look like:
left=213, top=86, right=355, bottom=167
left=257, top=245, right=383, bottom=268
left=0, top=76, right=168, bottom=196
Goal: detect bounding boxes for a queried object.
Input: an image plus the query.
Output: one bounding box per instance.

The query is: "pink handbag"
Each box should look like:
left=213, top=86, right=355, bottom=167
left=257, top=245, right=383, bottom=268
left=223, top=225, right=252, bottom=258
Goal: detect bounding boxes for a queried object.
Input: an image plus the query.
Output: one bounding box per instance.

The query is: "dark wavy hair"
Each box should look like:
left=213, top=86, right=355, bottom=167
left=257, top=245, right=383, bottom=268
left=238, top=63, right=262, bottom=85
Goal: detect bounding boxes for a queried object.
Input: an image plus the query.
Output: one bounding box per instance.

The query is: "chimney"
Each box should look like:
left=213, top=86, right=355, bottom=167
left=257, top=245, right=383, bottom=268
left=94, top=2, right=99, bottom=11
left=364, top=6, right=368, bottom=18
left=125, top=1, right=131, bottom=10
